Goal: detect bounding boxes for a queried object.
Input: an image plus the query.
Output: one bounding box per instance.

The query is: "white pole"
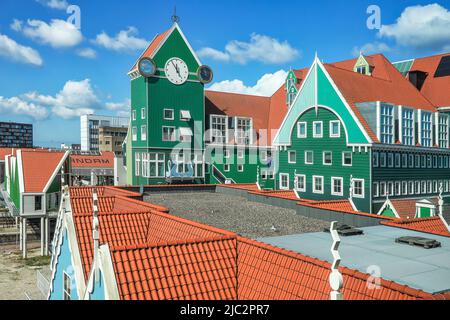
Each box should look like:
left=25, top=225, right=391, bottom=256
left=41, top=217, right=45, bottom=256
left=22, top=217, right=27, bottom=259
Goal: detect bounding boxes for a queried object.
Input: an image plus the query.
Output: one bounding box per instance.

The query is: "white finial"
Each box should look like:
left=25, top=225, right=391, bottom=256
left=329, top=221, right=344, bottom=300
left=256, top=165, right=261, bottom=190
left=92, top=188, right=100, bottom=283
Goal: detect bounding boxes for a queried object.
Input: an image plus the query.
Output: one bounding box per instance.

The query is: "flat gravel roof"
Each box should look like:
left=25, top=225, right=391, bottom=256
left=259, top=225, right=450, bottom=294
left=144, top=191, right=329, bottom=239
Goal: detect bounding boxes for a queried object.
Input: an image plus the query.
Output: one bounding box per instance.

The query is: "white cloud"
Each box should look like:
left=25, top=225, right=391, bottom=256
left=36, top=0, right=69, bottom=10
left=105, top=98, right=130, bottom=111
left=92, top=27, right=148, bottom=52
left=18, top=19, right=82, bottom=48
left=76, top=47, right=97, bottom=59
left=23, top=79, right=99, bottom=119
left=116, top=110, right=130, bottom=118
left=10, top=19, right=23, bottom=32
left=352, top=42, right=391, bottom=56
left=379, top=3, right=450, bottom=51
left=198, top=33, right=299, bottom=65
left=0, top=33, right=43, bottom=66
left=208, top=70, right=287, bottom=97
left=0, top=96, right=48, bottom=120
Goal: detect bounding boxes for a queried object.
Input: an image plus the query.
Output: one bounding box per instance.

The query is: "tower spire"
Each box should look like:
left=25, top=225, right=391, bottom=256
left=171, top=5, right=180, bottom=23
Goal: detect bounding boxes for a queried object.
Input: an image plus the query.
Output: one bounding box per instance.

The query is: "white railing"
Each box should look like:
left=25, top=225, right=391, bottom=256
left=36, top=268, right=50, bottom=299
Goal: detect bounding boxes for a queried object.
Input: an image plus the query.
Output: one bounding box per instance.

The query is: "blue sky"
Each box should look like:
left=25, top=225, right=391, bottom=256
left=0, top=0, right=449, bottom=147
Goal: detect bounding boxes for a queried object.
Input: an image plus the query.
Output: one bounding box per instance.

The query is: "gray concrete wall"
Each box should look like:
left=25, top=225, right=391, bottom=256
left=296, top=205, right=385, bottom=227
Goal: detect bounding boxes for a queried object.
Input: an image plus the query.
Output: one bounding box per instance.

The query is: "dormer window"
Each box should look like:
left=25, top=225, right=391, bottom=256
left=357, top=66, right=366, bottom=74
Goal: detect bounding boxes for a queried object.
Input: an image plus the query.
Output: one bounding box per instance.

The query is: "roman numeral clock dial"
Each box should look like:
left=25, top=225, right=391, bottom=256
left=164, top=57, right=189, bottom=85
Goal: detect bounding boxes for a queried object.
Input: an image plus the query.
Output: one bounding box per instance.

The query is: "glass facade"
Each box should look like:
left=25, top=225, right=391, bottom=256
left=0, top=122, right=33, bottom=148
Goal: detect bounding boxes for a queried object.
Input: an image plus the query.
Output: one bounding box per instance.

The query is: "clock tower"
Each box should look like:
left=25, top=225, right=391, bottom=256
left=126, top=22, right=213, bottom=185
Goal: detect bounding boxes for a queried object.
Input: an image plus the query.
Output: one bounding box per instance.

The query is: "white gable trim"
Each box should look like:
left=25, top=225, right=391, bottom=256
left=43, top=151, right=70, bottom=193
left=376, top=198, right=400, bottom=218
left=273, top=57, right=318, bottom=145
left=316, top=59, right=373, bottom=144
left=17, top=151, right=24, bottom=194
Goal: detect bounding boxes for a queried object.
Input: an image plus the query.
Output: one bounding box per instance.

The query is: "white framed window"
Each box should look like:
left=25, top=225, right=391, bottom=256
left=408, top=181, right=414, bottom=195
left=387, top=181, right=394, bottom=196
left=402, top=153, right=408, bottom=167
left=135, top=152, right=140, bottom=176
left=342, top=152, right=352, bottom=166
left=373, top=182, right=379, bottom=197
left=260, top=150, right=267, bottom=162
left=180, top=110, right=191, bottom=121
left=421, top=181, right=427, bottom=194
left=380, top=153, right=386, bottom=167
left=401, top=181, right=408, bottom=195
left=179, top=127, right=193, bottom=143
left=380, top=104, right=394, bottom=144
left=433, top=180, right=438, bottom=193
left=395, top=181, right=401, bottom=196
left=402, top=108, right=414, bottom=145
left=373, top=152, right=379, bottom=167
left=313, top=175, right=324, bottom=194
left=162, top=126, right=176, bottom=141
left=438, top=114, right=449, bottom=148
left=421, top=111, right=432, bottom=147
left=330, top=120, right=341, bottom=138
left=149, top=153, right=165, bottom=178
left=141, top=125, right=147, bottom=141
left=395, top=153, right=401, bottom=168
left=288, top=151, right=296, bottom=164
left=331, top=177, right=343, bottom=196
left=141, top=108, right=146, bottom=120
left=237, top=149, right=244, bottom=159
left=224, top=164, right=230, bottom=172
left=261, top=170, right=268, bottom=180
left=305, top=151, right=313, bottom=165
left=380, top=182, right=386, bottom=196
left=279, top=173, right=289, bottom=190
left=132, top=126, right=137, bottom=141
left=428, top=180, right=433, bottom=193
left=421, top=155, right=426, bottom=168
left=408, top=154, right=414, bottom=168
left=295, top=174, right=306, bottom=192
left=415, top=155, right=420, bottom=168
left=63, top=272, right=71, bottom=300
left=416, top=181, right=421, bottom=194
left=353, top=179, right=365, bottom=198
left=210, top=115, right=227, bottom=144
left=132, top=110, right=136, bottom=121
left=164, top=108, right=174, bottom=120
left=387, top=153, right=394, bottom=168
left=142, top=153, right=149, bottom=177
left=192, top=153, right=203, bottom=178
left=313, top=121, right=323, bottom=138
left=224, top=149, right=230, bottom=158
left=237, top=164, right=244, bottom=172
left=323, top=151, right=332, bottom=165
left=297, top=122, right=307, bottom=138
left=235, top=117, right=252, bottom=145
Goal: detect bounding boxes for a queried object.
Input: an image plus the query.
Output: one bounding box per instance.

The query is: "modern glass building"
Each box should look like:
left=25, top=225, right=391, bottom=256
left=0, top=121, right=33, bottom=148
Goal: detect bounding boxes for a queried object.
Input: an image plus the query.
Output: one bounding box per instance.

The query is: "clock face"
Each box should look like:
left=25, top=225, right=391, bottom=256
left=164, top=58, right=189, bottom=85
left=197, top=65, right=213, bottom=84
left=138, top=57, right=156, bottom=78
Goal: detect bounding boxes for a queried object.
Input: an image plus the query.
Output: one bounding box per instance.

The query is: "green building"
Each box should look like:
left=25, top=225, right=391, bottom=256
left=125, top=21, right=450, bottom=215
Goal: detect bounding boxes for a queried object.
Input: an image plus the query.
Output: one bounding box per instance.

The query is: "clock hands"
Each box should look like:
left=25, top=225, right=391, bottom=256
left=172, top=61, right=181, bottom=77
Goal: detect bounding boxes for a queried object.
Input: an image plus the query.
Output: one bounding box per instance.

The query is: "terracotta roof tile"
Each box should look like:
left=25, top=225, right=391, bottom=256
left=409, top=53, right=450, bottom=107
left=21, top=150, right=66, bottom=193
left=381, top=217, right=450, bottom=237
left=0, top=148, right=14, bottom=161
left=389, top=198, right=439, bottom=220
left=67, top=186, right=446, bottom=300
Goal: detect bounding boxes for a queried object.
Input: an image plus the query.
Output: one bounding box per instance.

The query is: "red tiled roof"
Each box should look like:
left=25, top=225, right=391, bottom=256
left=0, top=148, right=14, bottom=161
left=250, top=189, right=300, bottom=201
left=218, top=183, right=261, bottom=192
left=325, top=54, right=437, bottom=143
left=67, top=186, right=446, bottom=300
left=69, top=186, right=141, bottom=198
left=381, top=217, right=450, bottom=237
left=129, top=28, right=171, bottom=73
left=70, top=152, right=114, bottom=168
left=111, top=237, right=238, bottom=300
left=205, top=91, right=272, bottom=145
left=21, top=150, right=66, bottom=193
left=409, top=53, right=450, bottom=107
left=388, top=198, right=439, bottom=220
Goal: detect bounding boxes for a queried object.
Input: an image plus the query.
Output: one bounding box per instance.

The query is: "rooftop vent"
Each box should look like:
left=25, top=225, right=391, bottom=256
left=323, top=223, right=364, bottom=236
left=395, top=236, right=441, bottom=249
